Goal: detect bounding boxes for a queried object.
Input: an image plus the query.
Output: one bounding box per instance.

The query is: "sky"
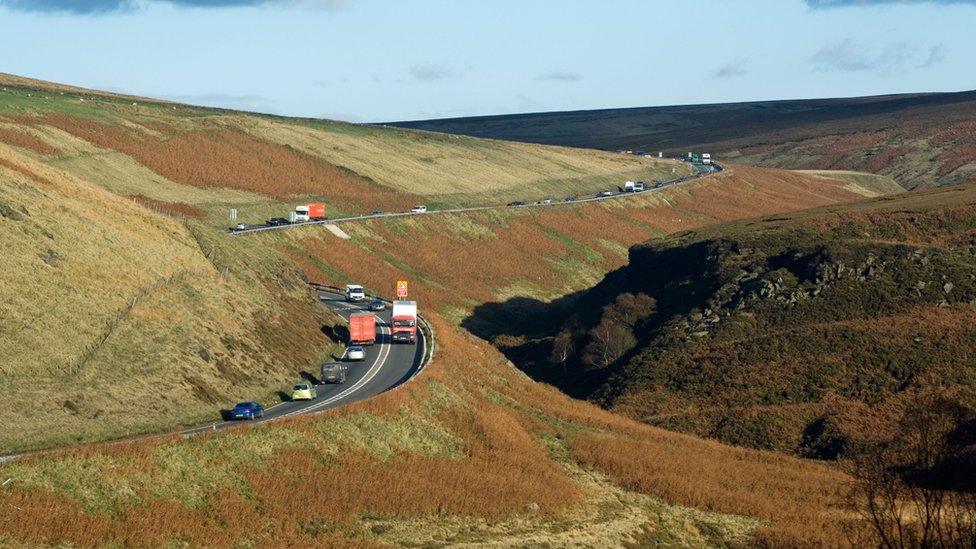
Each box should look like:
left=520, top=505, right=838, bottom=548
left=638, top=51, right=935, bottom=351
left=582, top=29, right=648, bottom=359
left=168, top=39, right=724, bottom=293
left=1, top=0, right=974, bottom=122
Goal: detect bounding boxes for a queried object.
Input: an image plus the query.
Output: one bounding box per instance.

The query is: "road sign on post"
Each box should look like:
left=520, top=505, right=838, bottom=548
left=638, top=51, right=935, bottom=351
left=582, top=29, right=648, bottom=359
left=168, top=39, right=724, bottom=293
left=396, top=280, right=409, bottom=299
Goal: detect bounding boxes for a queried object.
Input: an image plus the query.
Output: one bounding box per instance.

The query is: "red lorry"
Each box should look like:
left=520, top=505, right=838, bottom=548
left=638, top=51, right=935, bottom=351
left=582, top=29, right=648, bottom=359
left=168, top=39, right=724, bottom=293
left=348, top=313, right=377, bottom=345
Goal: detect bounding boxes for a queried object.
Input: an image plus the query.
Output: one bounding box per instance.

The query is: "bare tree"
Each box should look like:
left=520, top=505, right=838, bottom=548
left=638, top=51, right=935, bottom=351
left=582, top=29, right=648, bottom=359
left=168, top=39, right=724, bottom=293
left=549, top=328, right=575, bottom=377
left=850, top=390, right=976, bottom=548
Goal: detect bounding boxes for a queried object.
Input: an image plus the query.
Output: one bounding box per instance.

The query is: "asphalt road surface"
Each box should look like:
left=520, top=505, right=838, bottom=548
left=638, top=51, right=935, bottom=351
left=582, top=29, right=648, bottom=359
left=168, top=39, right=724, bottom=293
left=229, top=161, right=723, bottom=236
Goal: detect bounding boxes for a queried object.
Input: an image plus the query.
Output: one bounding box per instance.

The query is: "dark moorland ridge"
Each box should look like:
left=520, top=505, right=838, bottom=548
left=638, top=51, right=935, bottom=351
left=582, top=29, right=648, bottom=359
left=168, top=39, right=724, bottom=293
left=392, top=90, right=976, bottom=189
left=466, top=178, right=976, bottom=477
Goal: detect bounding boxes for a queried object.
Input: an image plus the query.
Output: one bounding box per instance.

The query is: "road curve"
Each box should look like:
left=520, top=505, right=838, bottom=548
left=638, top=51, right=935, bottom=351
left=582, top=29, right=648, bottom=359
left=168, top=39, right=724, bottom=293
left=183, top=289, right=427, bottom=435
left=0, top=289, right=429, bottom=463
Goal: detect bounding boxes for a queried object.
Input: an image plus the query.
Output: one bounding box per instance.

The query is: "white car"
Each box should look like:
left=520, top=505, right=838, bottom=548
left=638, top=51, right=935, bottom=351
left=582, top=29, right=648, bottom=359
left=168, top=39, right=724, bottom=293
left=410, top=205, right=428, bottom=214
left=345, top=284, right=366, bottom=302
left=232, top=223, right=247, bottom=231
left=345, top=346, right=366, bottom=361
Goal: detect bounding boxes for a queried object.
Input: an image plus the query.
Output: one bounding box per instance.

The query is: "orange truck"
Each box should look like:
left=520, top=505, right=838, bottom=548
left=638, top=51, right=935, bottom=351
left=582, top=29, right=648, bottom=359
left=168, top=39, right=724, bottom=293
left=294, top=203, right=326, bottom=222
left=348, top=313, right=377, bottom=345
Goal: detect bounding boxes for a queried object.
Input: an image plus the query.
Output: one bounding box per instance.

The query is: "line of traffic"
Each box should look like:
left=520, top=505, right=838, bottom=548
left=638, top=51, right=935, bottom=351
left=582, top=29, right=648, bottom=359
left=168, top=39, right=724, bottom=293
left=228, top=162, right=721, bottom=236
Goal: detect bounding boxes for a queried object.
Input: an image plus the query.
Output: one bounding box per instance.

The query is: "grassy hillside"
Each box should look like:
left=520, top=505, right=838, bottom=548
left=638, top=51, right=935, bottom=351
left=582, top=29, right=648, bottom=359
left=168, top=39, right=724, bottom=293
left=266, top=165, right=898, bottom=323
left=393, top=90, right=976, bottom=190
left=0, top=143, right=342, bottom=452
left=0, top=72, right=690, bottom=218
left=479, top=179, right=976, bottom=462
left=0, top=309, right=858, bottom=547
left=0, top=73, right=918, bottom=546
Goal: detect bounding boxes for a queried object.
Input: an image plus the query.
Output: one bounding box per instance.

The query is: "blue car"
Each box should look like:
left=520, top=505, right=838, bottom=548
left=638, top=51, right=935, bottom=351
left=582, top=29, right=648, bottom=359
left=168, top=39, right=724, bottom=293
left=230, top=401, right=264, bottom=420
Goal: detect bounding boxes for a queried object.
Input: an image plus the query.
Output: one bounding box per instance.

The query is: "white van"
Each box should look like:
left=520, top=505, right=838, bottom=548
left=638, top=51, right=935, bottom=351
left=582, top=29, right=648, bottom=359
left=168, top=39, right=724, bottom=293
left=345, top=284, right=366, bottom=302
left=410, top=205, right=428, bottom=214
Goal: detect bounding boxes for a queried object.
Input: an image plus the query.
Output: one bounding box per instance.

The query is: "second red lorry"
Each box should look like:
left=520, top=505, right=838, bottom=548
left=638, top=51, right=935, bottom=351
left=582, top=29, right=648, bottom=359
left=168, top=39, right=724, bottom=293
left=348, top=313, right=377, bottom=346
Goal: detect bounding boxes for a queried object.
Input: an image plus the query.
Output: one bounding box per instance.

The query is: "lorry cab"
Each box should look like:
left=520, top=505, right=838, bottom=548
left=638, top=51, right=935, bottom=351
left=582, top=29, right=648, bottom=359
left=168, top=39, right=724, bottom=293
left=391, top=300, right=418, bottom=344
left=345, top=284, right=366, bottom=302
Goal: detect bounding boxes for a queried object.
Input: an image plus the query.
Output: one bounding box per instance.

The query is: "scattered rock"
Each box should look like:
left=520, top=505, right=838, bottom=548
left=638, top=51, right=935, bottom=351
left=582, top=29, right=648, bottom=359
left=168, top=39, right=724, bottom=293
left=944, top=282, right=954, bottom=294
left=525, top=502, right=540, bottom=513
left=0, top=202, right=24, bottom=221
left=40, top=249, right=63, bottom=267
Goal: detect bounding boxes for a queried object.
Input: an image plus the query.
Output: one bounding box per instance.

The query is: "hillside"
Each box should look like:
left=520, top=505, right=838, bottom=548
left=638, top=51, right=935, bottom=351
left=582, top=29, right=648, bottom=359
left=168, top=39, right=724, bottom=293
left=478, top=179, right=976, bottom=463
left=0, top=72, right=690, bottom=219
left=392, top=90, right=976, bottom=190
left=0, top=143, right=342, bottom=452
left=0, top=73, right=916, bottom=547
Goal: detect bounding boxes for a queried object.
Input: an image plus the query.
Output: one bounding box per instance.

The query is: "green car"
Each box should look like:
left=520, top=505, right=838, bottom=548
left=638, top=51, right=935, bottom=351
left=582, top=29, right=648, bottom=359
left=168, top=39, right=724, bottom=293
left=291, top=381, right=317, bottom=401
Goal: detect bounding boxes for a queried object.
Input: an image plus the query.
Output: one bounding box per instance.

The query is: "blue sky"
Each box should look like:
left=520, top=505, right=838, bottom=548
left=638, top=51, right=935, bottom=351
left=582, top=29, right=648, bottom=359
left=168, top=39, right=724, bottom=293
left=1, top=0, right=974, bottom=121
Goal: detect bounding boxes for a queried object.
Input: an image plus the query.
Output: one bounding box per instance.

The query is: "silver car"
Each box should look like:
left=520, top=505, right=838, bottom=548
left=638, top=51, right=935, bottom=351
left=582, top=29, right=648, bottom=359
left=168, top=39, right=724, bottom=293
left=345, top=346, right=366, bottom=361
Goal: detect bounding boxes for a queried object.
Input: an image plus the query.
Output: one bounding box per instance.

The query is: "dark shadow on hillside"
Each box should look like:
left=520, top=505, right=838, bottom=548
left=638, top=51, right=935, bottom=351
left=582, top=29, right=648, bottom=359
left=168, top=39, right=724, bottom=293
left=462, top=239, right=726, bottom=401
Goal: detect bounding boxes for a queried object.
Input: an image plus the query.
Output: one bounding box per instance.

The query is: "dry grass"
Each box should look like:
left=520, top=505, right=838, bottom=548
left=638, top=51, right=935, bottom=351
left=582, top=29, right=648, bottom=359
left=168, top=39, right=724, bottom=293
left=16, top=113, right=422, bottom=212
left=0, top=144, right=338, bottom=452
left=129, top=194, right=206, bottom=219
left=0, top=125, right=59, bottom=155
left=280, top=165, right=891, bottom=314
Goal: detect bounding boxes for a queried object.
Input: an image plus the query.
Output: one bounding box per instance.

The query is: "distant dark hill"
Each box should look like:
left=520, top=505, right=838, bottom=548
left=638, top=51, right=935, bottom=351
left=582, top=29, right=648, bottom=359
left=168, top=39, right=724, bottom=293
left=468, top=179, right=976, bottom=460
left=392, top=90, right=976, bottom=189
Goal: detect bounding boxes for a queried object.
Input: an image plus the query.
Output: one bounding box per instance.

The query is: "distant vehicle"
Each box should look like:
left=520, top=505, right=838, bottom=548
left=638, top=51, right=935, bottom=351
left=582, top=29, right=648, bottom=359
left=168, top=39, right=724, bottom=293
left=370, top=210, right=383, bottom=217
left=321, top=362, right=348, bottom=384
left=291, top=381, right=317, bottom=401
left=294, top=203, right=327, bottom=222
left=266, top=217, right=290, bottom=226
left=348, top=313, right=376, bottom=345
left=230, top=402, right=264, bottom=420
left=597, top=190, right=614, bottom=197
left=345, top=345, right=366, bottom=361
left=507, top=201, right=526, bottom=207
left=391, top=300, right=418, bottom=344
left=345, top=284, right=366, bottom=302
left=634, top=182, right=646, bottom=192
left=542, top=198, right=553, bottom=205
left=564, top=197, right=575, bottom=203
left=232, top=223, right=247, bottom=231
left=622, top=181, right=636, bottom=192
left=369, top=299, right=386, bottom=311
left=410, top=205, right=428, bottom=214
left=702, top=153, right=712, bottom=165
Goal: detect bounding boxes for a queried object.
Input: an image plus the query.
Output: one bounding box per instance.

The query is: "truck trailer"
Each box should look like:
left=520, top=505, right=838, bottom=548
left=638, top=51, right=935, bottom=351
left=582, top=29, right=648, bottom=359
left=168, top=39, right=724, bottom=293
left=348, top=313, right=377, bottom=345
left=391, top=301, right=418, bottom=344
left=294, top=203, right=327, bottom=222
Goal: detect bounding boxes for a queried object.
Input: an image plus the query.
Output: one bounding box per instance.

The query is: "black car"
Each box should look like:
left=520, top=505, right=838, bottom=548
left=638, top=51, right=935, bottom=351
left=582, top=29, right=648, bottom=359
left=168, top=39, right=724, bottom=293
left=507, top=201, right=526, bottom=207
left=266, top=217, right=290, bottom=226
left=564, top=197, right=575, bottom=202
left=370, top=210, right=383, bottom=217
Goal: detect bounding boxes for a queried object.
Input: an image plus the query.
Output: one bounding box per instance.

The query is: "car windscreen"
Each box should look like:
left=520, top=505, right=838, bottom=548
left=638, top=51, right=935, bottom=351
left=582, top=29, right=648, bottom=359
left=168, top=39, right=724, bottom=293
left=393, top=319, right=416, bottom=327
left=293, top=384, right=307, bottom=391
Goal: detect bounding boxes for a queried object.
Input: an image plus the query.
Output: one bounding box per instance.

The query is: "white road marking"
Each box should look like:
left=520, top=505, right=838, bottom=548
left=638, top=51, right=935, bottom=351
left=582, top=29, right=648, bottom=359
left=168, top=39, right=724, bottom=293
left=278, top=318, right=392, bottom=418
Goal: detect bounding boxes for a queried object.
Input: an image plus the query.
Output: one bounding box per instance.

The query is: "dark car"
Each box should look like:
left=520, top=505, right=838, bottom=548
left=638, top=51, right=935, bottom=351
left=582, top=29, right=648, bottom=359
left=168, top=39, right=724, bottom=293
left=369, top=299, right=386, bottom=311
left=507, top=201, right=526, bottom=207
left=597, top=190, right=614, bottom=197
left=321, top=362, right=348, bottom=384
left=370, top=210, right=383, bottom=217
left=230, top=401, right=264, bottom=420
left=266, top=217, right=290, bottom=226
left=564, top=197, right=575, bottom=202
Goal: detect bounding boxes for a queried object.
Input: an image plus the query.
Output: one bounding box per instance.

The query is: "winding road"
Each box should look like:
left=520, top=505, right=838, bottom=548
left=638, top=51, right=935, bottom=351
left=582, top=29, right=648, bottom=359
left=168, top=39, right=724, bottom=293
left=182, top=288, right=428, bottom=436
